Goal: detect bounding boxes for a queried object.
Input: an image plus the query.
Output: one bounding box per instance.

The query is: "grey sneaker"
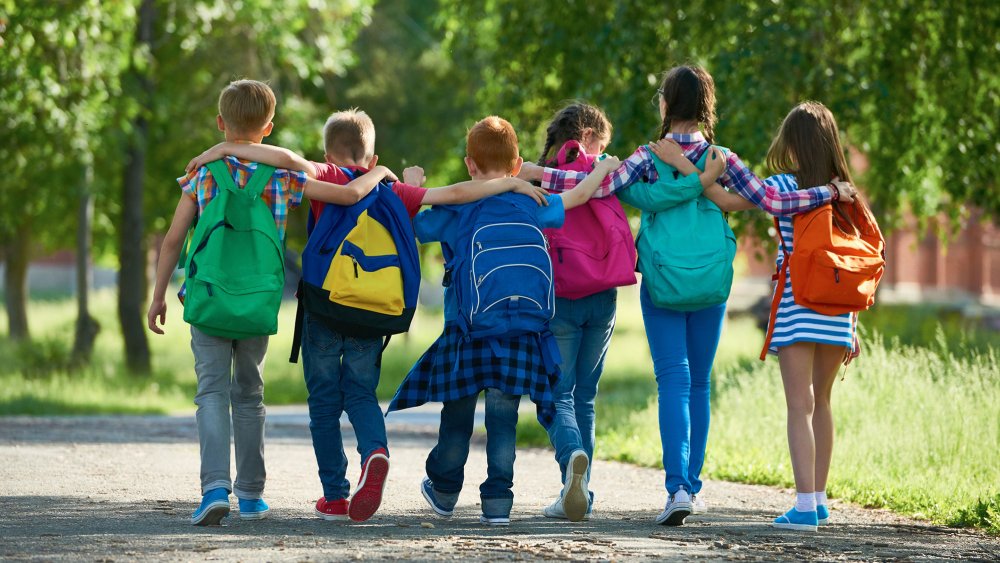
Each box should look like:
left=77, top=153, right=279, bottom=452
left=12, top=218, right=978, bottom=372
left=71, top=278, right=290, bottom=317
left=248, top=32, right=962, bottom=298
left=542, top=496, right=592, bottom=520
left=654, top=489, right=691, bottom=526
left=561, top=450, right=590, bottom=522
left=691, top=493, right=708, bottom=515
left=480, top=514, right=510, bottom=526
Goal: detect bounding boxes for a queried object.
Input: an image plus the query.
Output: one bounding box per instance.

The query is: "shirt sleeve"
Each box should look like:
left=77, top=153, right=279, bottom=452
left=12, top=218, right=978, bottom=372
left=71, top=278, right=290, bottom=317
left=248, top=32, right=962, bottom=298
left=311, top=161, right=353, bottom=184
left=541, top=146, right=657, bottom=198
left=177, top=169, right=201, bottom=201
left=391, top=182, right=430, bottom=219
left=720, top=152, right=833, bottom=216
left=282, top=169, right=307, bottom=211
left=412, top=207, right=455, bottom=244
left=535, top=194, right=565, bottom=229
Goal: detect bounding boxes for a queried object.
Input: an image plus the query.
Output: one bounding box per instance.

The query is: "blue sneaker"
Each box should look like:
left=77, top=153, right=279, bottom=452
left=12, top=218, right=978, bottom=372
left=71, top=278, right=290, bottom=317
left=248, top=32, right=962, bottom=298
left=420, top=478, right=454, bottom=518
left=817, top=504, right=830, bottom=525
left=191, top=487, right=230, bottom=526
left=238, top=498, right=270, bottom=520
left=772, top=507, right=818, bottom=532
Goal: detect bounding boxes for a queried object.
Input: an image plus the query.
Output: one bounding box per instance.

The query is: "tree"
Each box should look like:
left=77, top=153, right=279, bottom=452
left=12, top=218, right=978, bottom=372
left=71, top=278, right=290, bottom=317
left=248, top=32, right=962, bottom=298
left=0, top=0, right=135, bottom=347
left=435, top=0, right=1000, bottom=230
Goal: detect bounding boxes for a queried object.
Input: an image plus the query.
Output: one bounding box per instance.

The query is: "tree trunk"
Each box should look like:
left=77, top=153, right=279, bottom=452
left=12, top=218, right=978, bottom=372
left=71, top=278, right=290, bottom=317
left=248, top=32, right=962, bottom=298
left=118, top=0, right=154, bottom=374
left=3, top=221, right=31, bottom=341
left=72, top=164, right=100, bottom=365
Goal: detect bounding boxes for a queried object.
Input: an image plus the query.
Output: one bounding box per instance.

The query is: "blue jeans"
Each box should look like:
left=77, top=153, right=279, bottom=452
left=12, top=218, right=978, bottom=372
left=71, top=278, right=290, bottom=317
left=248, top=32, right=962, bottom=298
left=301, top=312, right=387, bottom=500
left=639, top=283, right=725, bottom=495
left=425, top=389, right=520, bottom=518
left=546, top=289, right=616, bottom=486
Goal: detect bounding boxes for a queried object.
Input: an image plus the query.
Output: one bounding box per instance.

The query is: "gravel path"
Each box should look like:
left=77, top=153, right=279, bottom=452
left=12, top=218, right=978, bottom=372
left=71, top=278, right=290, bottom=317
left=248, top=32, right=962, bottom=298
left=2, top=404, right=997, bottom=561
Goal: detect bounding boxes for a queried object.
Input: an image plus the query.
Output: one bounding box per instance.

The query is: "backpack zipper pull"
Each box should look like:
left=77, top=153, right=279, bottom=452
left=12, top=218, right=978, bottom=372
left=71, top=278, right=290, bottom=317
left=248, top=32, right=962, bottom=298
left=477, top=241, right=483, bottom=251
left=206, top=283, right=214, bottom=297
left=352, top=257, right=359, bottom=278
left=557, top=248, right=564, bottom=264
left=834, top=268, right=840, bottom=283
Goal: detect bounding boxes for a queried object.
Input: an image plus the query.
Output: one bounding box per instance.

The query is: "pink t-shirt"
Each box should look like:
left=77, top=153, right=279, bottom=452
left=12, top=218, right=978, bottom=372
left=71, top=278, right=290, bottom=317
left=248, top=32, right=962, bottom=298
left=309, top=162, right=427, bottom=221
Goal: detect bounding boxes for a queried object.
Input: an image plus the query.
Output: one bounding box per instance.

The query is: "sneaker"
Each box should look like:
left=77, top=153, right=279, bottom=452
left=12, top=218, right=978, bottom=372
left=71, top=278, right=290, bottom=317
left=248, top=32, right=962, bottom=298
left=561, top=450, right=590, bottom=522
left=315, top=497, right=349, bottom=521
left=238, top=498, right=269, bottom=520
left=654, top=489, right=691, bottom=526
left=420, top=478, right=454, bottom=518
left=542, top=496, right=592, bottom=521
left=772, top=507, right=819, bottom=532
left=817, top=504, right=830, bottom=525
left=191, top=487, right=230, bottom=526
left=349, top=448, right=390, bottom=522
left=480, top=514, right=510, bottom=526
left=691, top=493, right=708, bottom=515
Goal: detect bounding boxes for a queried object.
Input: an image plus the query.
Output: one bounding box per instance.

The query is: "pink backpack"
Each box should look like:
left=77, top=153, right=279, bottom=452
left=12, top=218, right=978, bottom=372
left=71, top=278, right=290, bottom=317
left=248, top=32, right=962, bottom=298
left=545, top=140, right=637, bottom=299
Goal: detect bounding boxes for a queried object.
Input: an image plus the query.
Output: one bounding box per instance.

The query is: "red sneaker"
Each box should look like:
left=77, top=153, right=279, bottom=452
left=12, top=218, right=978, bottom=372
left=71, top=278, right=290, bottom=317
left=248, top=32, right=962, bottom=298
left=348, top=448, right=390, bottom=522
left=315, top=497, right=349, bottom=521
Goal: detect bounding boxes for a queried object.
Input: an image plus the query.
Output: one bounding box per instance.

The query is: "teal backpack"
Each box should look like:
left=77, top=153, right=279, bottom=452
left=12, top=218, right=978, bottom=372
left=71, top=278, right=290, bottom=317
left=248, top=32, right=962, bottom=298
left=182, top=160, right=285, bottom=339
left=617, top=146, right=737, bottom=311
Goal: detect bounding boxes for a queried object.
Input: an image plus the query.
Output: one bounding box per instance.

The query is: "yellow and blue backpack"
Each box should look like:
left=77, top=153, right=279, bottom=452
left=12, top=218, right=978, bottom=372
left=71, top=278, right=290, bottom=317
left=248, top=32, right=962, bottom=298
left=290, top=168, right=420, bottom=362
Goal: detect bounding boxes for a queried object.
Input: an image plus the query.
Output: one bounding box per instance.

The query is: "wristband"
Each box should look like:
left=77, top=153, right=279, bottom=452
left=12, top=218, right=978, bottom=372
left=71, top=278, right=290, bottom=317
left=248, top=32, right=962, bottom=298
left=829, top=183, right=840, bottom=201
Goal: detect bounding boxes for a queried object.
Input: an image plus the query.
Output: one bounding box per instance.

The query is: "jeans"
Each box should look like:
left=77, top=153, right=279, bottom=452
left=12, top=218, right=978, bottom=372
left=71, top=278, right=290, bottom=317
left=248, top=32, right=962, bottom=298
left=546, top=289, right=616, bottom=487
left=425, top=389, right=520, bottom=518
left=190, top=327, right=268, bottom=500
left=639, top=283, right=725, bottom=495
left=302, top=312, right=387, bottom=501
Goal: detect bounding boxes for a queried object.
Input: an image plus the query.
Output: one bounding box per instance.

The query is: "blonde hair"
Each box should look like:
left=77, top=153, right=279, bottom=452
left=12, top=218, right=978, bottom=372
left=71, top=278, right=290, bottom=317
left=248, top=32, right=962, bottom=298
left=218, top=79, right=276, bottom=134
left=466, top=116, right=520, bottom=173
left=323, top=108, right=376, bottom=162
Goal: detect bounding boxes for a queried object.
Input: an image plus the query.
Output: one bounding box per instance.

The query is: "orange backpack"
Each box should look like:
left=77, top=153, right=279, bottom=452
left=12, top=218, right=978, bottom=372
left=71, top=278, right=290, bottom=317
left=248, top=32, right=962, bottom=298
left=760, top=201, right=885, bottom=360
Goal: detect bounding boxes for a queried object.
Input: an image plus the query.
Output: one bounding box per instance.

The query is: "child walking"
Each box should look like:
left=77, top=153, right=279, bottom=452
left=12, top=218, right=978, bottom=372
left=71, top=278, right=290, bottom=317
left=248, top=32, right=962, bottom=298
left=387, top=116, right=618, bottom=526
left=522, top=65, right=856, bottom=526
left=183, top=109, right=547, bottom=522
left=147, top=80, right=394, bottom=526
left=532, top=102, right=637, bottom=522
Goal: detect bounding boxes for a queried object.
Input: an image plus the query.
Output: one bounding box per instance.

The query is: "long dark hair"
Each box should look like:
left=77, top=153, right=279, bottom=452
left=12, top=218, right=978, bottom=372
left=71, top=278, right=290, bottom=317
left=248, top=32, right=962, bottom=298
left=766, top=101, right=865, bottom=233
left=657, top=65, right=717, bottom=142
left=537, top=102, right=612, bottom=167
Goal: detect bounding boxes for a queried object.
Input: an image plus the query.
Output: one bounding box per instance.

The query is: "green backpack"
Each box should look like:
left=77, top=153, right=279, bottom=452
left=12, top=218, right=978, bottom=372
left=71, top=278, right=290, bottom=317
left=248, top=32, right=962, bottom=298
left=617, top=146, right=737, bottom=311
left=182, top=160, right=285, bottom=339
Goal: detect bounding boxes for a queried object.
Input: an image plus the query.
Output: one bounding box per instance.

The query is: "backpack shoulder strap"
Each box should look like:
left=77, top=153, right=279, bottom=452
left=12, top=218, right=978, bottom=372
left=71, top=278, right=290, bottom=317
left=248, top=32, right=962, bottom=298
left=205, top=160, right=238, bottom=193
left=244, top=164, right=276, bottom=198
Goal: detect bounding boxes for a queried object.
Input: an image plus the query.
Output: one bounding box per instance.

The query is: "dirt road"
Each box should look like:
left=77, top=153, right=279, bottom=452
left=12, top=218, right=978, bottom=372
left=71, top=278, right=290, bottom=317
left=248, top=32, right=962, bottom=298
left=2, top=405, right=997, bottom=561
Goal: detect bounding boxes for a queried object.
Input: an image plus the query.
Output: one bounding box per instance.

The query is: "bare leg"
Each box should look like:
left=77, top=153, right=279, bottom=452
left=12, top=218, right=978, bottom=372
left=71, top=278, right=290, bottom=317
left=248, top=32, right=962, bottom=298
left=812, top=344, right=845, bottom=493
left=778, top=342, right=817, bottom=494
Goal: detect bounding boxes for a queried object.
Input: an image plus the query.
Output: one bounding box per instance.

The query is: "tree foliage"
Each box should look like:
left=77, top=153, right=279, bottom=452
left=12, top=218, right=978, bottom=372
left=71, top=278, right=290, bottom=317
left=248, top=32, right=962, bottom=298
left=436, top=0, right=1000, bottom=229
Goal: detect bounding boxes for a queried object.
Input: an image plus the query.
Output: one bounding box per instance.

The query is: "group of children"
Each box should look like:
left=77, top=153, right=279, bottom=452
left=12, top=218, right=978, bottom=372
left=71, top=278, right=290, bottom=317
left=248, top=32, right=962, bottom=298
left=148, top=62, right=877, bottom=533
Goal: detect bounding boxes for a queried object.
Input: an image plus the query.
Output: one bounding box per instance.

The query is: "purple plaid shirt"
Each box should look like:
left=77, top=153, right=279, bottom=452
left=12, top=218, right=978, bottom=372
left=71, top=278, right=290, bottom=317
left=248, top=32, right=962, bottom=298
left=541, top=131, right=833, bottom=216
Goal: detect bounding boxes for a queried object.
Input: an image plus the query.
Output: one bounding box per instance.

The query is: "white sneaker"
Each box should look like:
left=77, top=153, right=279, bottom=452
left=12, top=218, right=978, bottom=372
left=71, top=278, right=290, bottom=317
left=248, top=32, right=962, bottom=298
left=691, top=493, right=708, bottom=515
left=654, top=489, right=692, bottom=526
left=561, top=450, right=590, bottom=522
left=480, top=514, right=510, bottom=526
left=542, top=496, right=592, bottom=521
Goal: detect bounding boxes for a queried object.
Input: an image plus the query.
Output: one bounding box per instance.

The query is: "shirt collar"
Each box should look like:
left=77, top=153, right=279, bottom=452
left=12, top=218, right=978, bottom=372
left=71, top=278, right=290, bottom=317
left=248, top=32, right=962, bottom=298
left=663, top=131, right=706, bottom=144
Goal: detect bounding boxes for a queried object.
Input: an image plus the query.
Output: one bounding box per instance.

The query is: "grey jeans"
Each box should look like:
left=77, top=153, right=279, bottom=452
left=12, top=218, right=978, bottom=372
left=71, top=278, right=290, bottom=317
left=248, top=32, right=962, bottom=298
left=190, top=327, right=268, bottom=500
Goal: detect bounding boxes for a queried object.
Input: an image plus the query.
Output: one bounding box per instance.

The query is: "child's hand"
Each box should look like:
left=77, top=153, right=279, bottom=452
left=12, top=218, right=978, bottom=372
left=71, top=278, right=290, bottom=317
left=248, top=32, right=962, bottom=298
left=594, top=155, right=621, bottom=174
left=403, top=166, right=426, bottom=187
left=185, top=143, right=227, bottom=174
left=703, top=147, right=726, bottom=180
left=510, top=179, right=549, bottom=206
left=147, top=299, right=167, bottom=335
left=832, top=179, right=857, bottom=203
left=374, top=165, right=398, bottom=183
left=649, top=139, right=686, bottom=168
left=517, top=161, right=544, bottom=182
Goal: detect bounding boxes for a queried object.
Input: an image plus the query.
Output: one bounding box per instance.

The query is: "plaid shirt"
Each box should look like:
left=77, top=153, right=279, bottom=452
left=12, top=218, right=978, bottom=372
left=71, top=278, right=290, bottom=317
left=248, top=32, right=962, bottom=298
left=542, top=131, right=833, bottom=216
left=176, top=156, right=307, bottom=300
left=387, top=324, right=560, bottom=428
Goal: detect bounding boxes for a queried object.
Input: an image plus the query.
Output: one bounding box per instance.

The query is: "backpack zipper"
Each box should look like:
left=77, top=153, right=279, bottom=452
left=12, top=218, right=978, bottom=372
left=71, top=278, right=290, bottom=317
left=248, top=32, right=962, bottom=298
left=352, top=257, right=359, bottom=278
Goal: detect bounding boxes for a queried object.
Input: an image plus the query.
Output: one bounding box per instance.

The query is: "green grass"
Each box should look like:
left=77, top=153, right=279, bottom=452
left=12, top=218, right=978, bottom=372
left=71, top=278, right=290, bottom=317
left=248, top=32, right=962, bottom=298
left=2, top=288, right=998, bottom=533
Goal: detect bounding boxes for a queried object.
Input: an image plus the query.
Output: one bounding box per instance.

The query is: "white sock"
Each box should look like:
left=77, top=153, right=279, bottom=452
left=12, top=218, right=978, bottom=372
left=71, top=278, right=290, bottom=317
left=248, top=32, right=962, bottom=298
left=795, top=491, right=817, bottom=512
left=815, top=490, right=828, bottom=507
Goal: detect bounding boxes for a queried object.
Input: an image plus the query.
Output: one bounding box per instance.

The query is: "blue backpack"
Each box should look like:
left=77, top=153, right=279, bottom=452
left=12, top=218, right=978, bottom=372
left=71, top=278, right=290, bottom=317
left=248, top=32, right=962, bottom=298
left=290, top=168, right=420, bottom=362
left=442, top=192, right=555, bottom=339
